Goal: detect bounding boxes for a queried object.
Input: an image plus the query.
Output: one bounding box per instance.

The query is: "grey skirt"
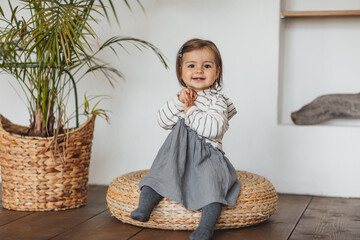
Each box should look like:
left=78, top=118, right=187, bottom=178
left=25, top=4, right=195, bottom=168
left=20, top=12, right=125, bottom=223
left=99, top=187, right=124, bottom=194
left=139, top=119, right=241, bottom=211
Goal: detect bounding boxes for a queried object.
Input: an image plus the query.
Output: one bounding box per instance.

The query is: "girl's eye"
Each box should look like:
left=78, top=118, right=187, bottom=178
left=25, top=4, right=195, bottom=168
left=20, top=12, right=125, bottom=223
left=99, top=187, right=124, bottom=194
left=204, top=64, right=212, bottom=69
left=188, top=64, right=195, bottom=68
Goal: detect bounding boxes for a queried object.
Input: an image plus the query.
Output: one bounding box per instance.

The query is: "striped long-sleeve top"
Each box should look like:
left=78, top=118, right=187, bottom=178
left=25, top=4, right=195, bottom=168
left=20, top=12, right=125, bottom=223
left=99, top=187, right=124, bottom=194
left=157, top=88, right=237, bottom=150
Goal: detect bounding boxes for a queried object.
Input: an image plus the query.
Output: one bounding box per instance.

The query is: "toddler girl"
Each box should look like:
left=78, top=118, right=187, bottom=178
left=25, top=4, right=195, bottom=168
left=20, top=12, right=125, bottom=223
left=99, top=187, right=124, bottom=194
left=131, top=38, right=241, bottom=240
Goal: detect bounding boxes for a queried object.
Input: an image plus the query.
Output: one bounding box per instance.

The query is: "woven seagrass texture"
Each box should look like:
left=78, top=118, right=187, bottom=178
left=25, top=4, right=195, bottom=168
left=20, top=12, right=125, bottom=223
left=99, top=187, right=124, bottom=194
left=107, top=169, right=278, bottom=230
left=0, top=115, right=95, bottom=211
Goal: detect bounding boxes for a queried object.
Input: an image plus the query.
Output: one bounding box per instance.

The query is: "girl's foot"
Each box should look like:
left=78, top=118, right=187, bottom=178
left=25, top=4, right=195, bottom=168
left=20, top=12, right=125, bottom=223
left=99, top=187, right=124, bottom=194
left=130, top=186, right=163, bottom=222
left=190, top=226, right=213, bottom=240
left=130, top=208, right=150, bottom=222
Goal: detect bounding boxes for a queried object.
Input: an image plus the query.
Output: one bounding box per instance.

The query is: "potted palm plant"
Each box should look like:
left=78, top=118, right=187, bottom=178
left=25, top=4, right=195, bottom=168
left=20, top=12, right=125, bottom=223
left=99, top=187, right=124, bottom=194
left=0, top=0, right=167, bottom=211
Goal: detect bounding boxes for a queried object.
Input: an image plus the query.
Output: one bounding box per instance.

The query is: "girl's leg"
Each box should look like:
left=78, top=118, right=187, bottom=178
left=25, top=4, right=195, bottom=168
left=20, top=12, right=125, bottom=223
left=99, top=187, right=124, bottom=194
left=130, top=186, right=163, bottom=222
left=190, top=202, right=222, bottom=240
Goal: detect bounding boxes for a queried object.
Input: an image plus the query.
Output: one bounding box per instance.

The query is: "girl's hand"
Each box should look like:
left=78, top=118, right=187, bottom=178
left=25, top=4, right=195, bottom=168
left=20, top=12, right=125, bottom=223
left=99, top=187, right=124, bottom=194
left=183, top=88, right=197, bottom=115
left=179, top=88, right=197, bottom=104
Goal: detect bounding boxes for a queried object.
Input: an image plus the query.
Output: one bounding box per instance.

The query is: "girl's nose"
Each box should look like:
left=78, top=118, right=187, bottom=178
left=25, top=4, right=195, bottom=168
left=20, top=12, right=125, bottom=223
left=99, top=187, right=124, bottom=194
left=196, top=67, right=204, bottom=74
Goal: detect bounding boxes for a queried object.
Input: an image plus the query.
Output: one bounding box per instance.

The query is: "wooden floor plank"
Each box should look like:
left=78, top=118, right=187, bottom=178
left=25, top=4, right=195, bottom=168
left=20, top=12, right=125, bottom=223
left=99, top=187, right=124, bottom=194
left=0, top=208, right=34, bottom=227
left=289, top=196, right=360, bottom=240
left=129, top=194, right=312, bottom=240
left=129, top=228, right=192, bottom=240
left=51, top=210, right=144, bottom=240
left=0, top=185, right=108, bottom=240
left=212, top=194, right=312, bottom=240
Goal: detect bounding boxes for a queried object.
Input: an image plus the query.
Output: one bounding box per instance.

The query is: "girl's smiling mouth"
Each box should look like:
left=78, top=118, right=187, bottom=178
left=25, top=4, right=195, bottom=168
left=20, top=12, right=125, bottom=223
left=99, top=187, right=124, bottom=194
left=192, top=77, right=205, bottom=81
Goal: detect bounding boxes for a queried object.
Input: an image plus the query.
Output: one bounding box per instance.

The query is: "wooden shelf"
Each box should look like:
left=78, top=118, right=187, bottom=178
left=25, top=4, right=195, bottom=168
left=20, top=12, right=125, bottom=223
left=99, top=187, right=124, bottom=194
left=281, top=10, right=360, bottom=18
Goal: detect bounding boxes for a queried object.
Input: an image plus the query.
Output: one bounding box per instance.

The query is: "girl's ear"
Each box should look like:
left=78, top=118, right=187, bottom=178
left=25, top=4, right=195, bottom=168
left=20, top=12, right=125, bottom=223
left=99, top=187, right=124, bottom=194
left=216, top=66, right=221, bottom=79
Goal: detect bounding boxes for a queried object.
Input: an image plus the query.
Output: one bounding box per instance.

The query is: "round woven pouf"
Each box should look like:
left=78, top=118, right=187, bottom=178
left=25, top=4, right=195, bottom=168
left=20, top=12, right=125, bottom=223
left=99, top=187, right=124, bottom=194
left=107, top=170, right=277, bottom=230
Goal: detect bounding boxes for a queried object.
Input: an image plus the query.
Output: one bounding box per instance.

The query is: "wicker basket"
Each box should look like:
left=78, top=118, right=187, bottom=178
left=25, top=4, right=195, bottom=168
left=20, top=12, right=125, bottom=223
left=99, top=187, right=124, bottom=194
left=107, top=170, right=278, bottom=230
left=0, top=114, right=95, bottom=211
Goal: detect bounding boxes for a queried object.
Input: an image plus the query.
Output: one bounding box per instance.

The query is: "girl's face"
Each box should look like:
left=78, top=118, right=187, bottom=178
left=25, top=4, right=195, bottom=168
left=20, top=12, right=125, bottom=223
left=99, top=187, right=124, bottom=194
left=181, top=47, right=219, bottom=92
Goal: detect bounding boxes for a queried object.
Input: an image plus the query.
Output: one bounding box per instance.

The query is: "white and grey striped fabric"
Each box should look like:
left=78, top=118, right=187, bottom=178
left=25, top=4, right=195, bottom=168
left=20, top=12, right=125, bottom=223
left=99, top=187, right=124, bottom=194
left=157, top=88, right=237, bottom=150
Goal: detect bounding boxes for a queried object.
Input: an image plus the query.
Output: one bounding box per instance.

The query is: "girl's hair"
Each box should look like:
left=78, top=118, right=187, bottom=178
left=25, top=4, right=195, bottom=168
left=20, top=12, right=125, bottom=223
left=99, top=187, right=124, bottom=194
left=176, top=38, right=223, bottom=90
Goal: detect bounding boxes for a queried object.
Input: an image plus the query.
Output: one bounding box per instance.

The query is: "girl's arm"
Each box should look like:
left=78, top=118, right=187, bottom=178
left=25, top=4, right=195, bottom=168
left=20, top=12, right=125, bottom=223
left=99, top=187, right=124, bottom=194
left=157, top=95, right=185, bottom=129
left=185, top=95, right=229, bottom=139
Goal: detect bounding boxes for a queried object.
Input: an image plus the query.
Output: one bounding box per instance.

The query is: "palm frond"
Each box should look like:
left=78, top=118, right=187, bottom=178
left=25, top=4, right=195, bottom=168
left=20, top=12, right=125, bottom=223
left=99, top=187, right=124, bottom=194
left=0, top=0, right=168, bottom=136
left=107, top=0, right=119, bottom=24
left=97, top=36, right=169, bottom=69
left=0, top=6, right=4, bottom=16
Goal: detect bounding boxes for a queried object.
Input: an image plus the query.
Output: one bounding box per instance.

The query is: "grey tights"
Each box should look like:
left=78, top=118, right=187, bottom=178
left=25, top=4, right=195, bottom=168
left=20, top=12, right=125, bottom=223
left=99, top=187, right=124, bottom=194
left=190, top=202, right=222, bottom=240
left=130, top=186, right=163, bottom=222
left=130, top=186, right=222, bottom=240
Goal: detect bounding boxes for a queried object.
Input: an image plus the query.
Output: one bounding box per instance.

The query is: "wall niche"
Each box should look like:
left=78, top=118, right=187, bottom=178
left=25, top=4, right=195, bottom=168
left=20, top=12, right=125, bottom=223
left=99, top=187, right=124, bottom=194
left=278, top=0, right=360, bottom=126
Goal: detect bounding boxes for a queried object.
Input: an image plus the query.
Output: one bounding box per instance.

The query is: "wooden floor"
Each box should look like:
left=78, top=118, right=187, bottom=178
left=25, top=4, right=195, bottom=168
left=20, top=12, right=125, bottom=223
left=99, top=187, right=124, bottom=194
left=1, top=186, right=360, bottom=240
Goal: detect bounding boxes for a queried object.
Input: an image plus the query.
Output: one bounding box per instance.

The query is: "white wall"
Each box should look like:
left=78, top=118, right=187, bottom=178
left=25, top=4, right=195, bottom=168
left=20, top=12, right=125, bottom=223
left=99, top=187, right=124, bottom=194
left=1, top=0, right=360, bottom=198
